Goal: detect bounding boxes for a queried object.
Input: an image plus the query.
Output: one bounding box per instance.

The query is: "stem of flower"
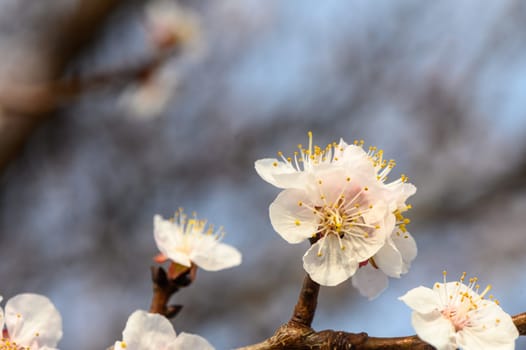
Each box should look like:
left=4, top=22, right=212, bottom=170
left=290, top=274, right=320, bottom=327
left=149, top=265, right=195, bottom=318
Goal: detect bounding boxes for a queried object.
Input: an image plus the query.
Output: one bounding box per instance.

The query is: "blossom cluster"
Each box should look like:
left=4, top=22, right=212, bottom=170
left=400, top=272, right=518, bottom=350
left=3, top=131, right=520, bottom=350
left=255, top=132, right=416, bottom=298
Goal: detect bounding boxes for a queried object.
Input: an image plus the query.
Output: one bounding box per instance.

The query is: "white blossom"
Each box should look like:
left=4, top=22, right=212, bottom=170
left=114, top=310, right=213, bottom=350
left=0, top=293, right=63, bottom=350
left=399, top=272, right=519, bottom=350
left=154, top=209, right=242, bottom=272
left=256, top=133, right=402, bottom=286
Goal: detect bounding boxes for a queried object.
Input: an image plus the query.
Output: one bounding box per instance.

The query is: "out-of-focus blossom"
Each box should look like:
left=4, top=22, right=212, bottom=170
left=113, top=310, right=214, bottom=350
left=119, top=72, right=177, bottom=120
left=153, top=209, right=242, bottom=273
left=399, top=272, right=518, bottom=350
left=256, top=133, right=399, bottom=286
left=145, top=0, right=201, bottom=50
left=120, top=0, right=202, bottom=120
left=0, top=293, right=63, bottom=350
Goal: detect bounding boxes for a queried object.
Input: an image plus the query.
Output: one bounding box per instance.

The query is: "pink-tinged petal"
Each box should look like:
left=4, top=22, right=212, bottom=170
left=374, top=238, right=403, bottom=278
left=254, top=158, right=298, bottom=189
left=173, top=332, right=215, bottom=350
left=269, top=189, right=318, bottom=244
left=121, top=310, right=177, bottom=349
left=399, top=286, right=442, bottom=314
left=392, top=230, right=417, bottom=273
left=303, top=235, right=358, bottom=286
left=351, top=263, right=388, bottom=300
left=190, top=237, right=242, bottom=271
left=5, top=293, right=63, bottom=348
left=308, top=167, right=353, bottom=205
left=411, top=311, right=455, bottom=350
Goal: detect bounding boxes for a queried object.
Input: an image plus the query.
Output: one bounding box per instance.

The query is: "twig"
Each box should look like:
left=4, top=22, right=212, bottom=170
left=149, top=264, right=196, bottom=318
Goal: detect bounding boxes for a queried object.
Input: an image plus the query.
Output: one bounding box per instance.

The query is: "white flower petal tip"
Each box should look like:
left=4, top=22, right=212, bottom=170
left=400, top=271, right=519, bottom=350
left=154, top=209, right=242, bottom=272
left=116, top=310, right=214, bottom=350
left=0, top=293, right=63, bottom=349
left=257, top=132, right=416, bottom=286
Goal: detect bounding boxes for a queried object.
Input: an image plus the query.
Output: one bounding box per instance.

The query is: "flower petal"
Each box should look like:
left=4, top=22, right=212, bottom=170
left=386, top=182, right=417, bottom=208
left=173, top=332, right=215, bottom=350
left=351, top=263, right=388, bottom=300
left=154, top=215, right=192, bottom=267
left=120, top=310, right=177, bottom=349
left=458, top=302, right=518, bottom=350
left=392, top=230, right=417, bottom=273
left=348, top=205, right=393, bottom=262
left=303, top=235, right=358, bottom=286
left=399, top=286, right=442, bottom=314
left=190, top=237, right=242, bottom=271
left=411, top=311, right=455, bottom=350
left=5, top=293, right=63, bottom=348
left=457, top=328, right=510, bottom=350
left=373, top=238, right=403, bottom=278
left=254, top=158, right=298, bottom=189
left=269, top=189, right=318, bottom=243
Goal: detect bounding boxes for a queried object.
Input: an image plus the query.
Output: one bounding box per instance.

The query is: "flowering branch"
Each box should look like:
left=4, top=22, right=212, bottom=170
left=238, top=272, right=526, bottom=350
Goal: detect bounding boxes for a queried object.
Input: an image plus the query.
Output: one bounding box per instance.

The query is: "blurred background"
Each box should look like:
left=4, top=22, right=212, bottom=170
left=0, top=0, right=525, bottom=348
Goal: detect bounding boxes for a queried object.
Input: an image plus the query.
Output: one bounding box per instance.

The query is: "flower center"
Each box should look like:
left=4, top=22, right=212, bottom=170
left=438, top=271, right=498, bottom=333
left=0, top=338, right=22, bottom=350
left=306, top=182, right=381, bottom=255
left=442, top=306, right=470, bottom=332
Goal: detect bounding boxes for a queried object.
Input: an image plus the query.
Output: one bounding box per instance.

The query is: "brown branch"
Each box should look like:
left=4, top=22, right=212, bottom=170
left=238, top=273, right=526, bottom=349
left=149, top=264, right=196, bottom=318
left=290, top=274, right=320, bottom=327
left=239, top=313, right=526, bottom=350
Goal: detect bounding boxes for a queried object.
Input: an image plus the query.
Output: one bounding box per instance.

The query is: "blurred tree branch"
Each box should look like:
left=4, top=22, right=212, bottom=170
left=0, top=0, right=123, bottom=172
